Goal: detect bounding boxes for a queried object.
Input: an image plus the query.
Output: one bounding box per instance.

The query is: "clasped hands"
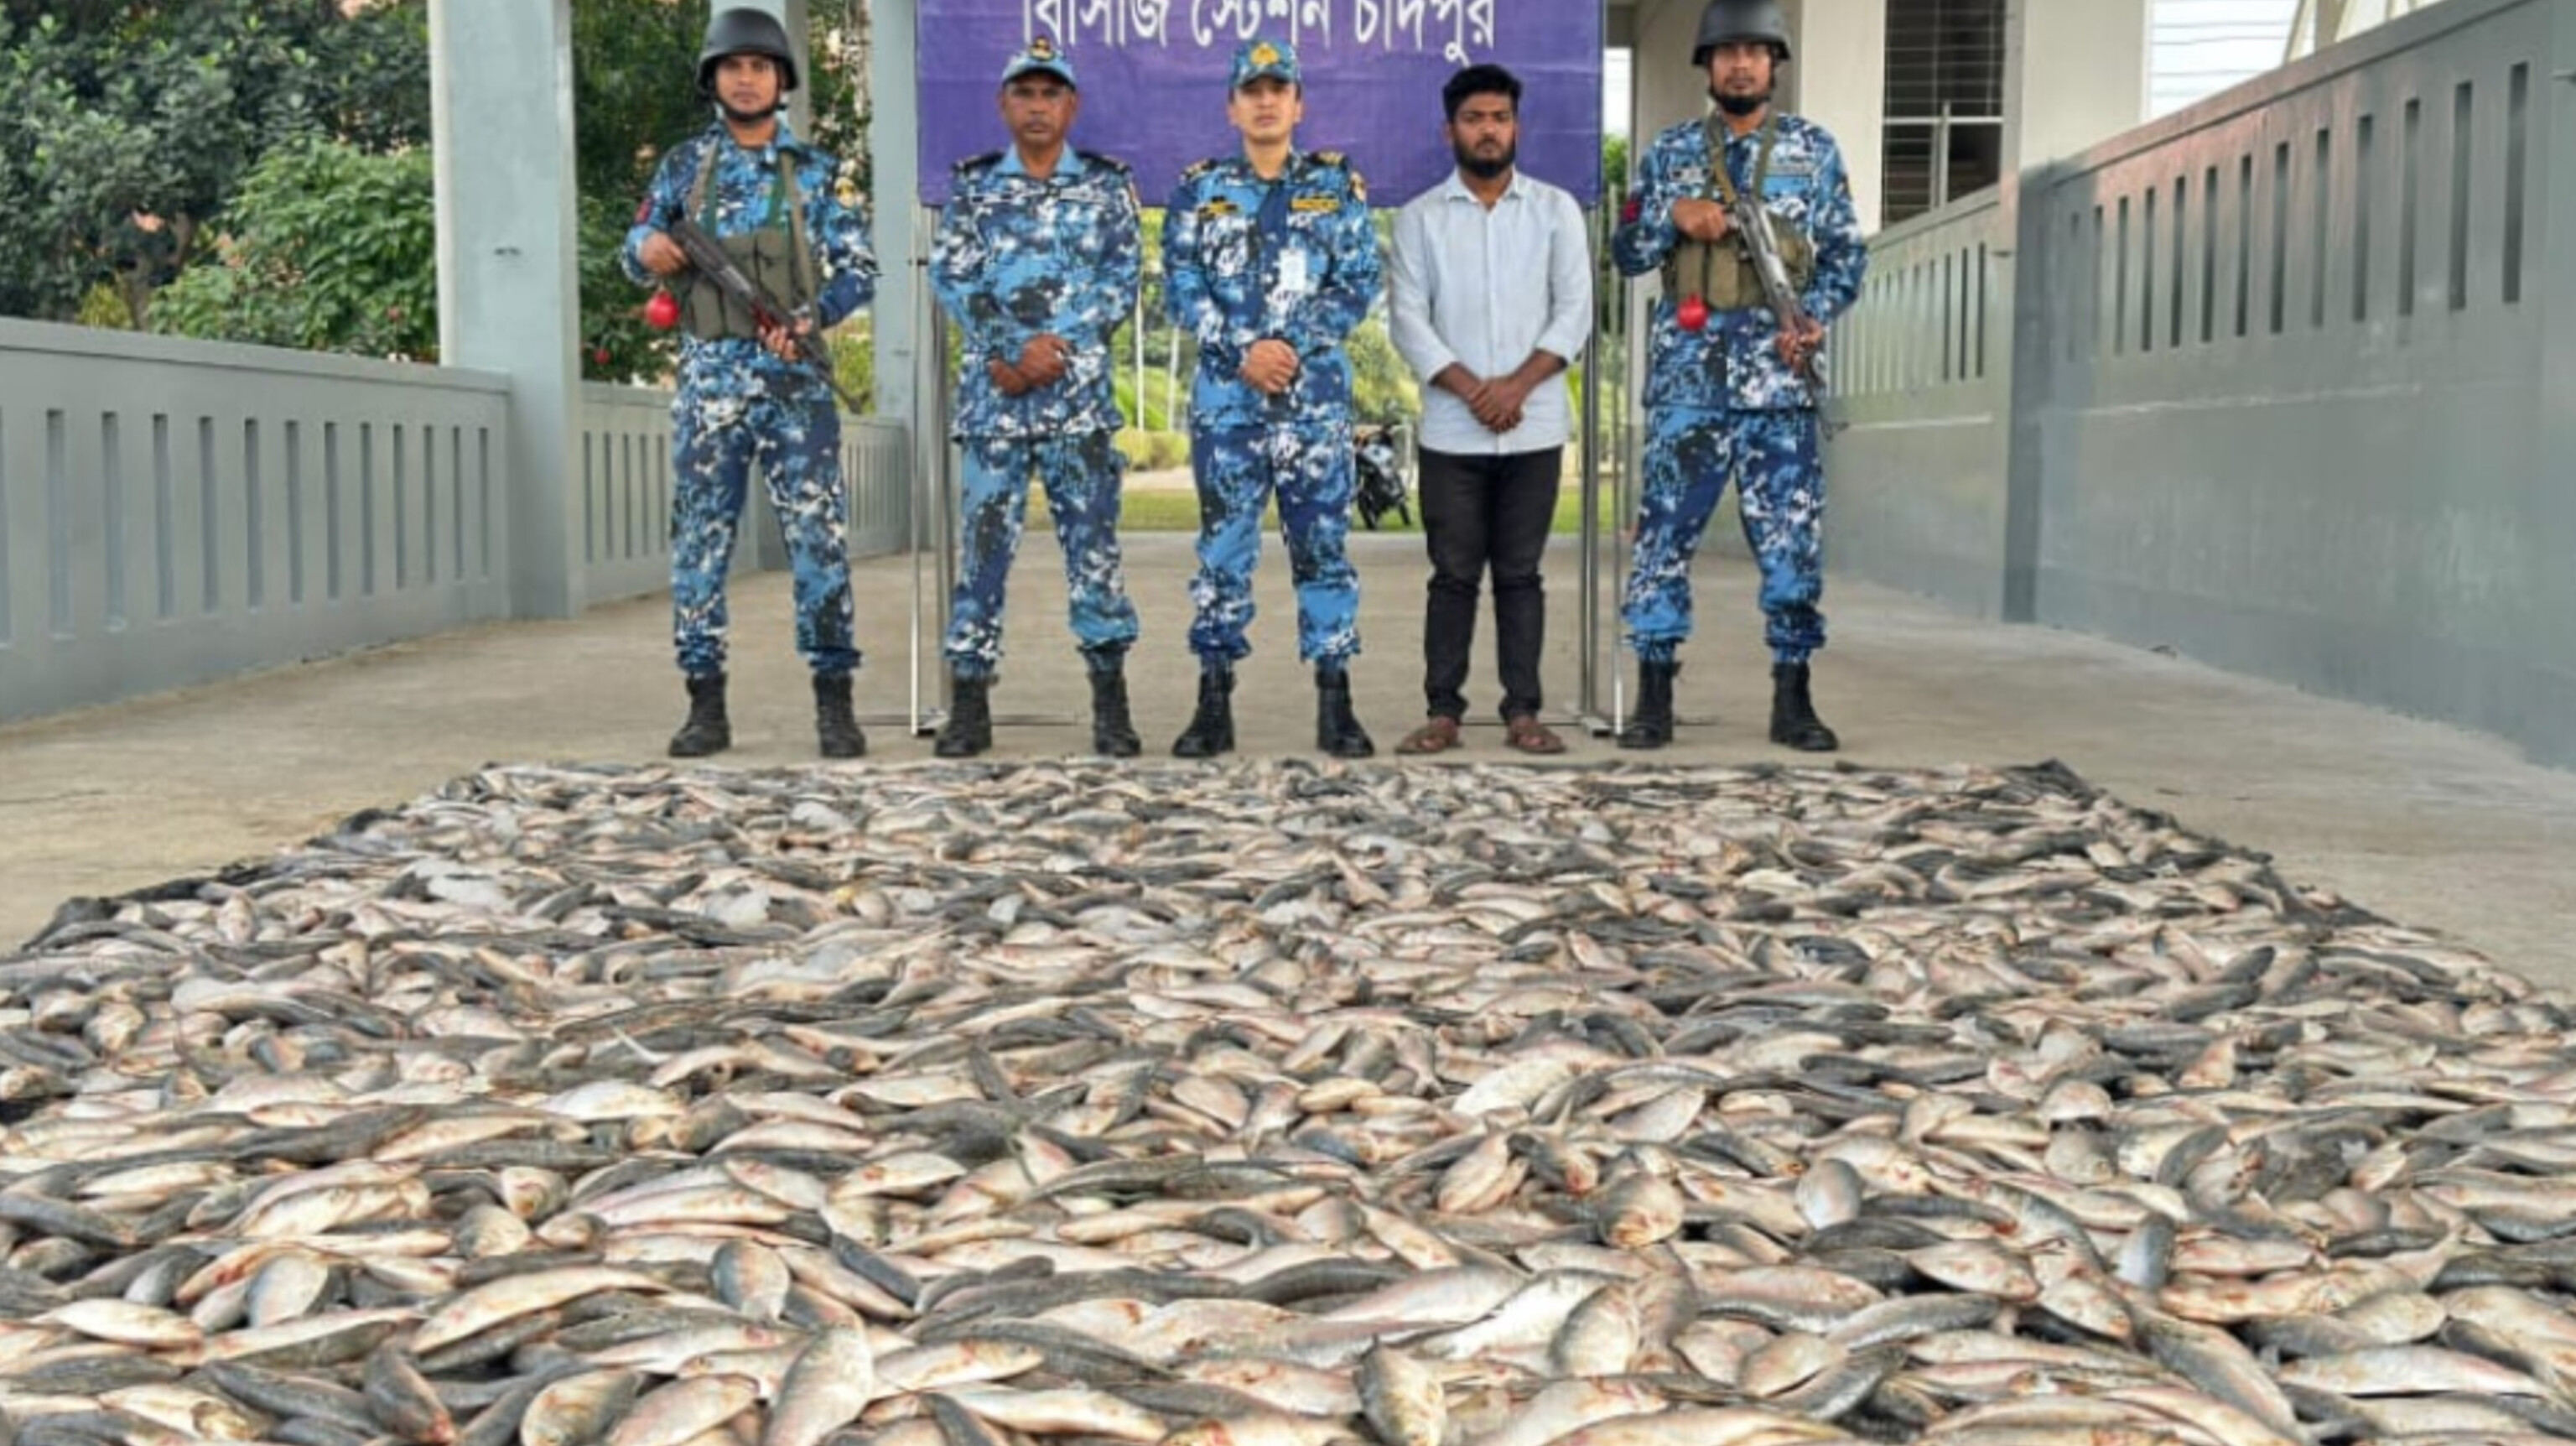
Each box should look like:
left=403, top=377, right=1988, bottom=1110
left=1453, top=374, right=1536, bottom=434
left=989, top=335, right=1073, bottom=397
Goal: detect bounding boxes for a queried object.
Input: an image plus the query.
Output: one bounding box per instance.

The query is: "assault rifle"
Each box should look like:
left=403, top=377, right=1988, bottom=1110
left=667, top=216, right=865, bottom=414
left=1722, top=190, right=1828, bottom=396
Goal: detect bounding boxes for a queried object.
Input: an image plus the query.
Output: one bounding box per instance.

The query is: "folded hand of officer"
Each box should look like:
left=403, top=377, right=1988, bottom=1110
left=987, top=335, right=1072, bottom=397
left=1240, top=337, right=1301, bottom=394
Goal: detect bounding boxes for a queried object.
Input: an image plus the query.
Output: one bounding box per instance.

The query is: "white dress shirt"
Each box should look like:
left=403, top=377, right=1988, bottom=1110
left=1389, top=168, right=1595, bottom=455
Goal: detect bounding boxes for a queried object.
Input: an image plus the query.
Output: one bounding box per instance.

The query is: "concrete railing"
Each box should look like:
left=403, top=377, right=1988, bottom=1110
left=577, top=383, right=911, bottom=606
left=1826, top=0, right=2576, bottom=767
left=1826, top=190, right=2014, bottom=616
left=0, top=321, right=513, bottom=723
left=2, top=321, right=911, bottom=724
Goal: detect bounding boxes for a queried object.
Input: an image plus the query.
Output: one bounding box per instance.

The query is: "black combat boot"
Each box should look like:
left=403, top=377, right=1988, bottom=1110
left=1171, top=663, right=1235, bottom=758
left=1615, top=660, right=1678, bottom=751
left=1088, top=660, right=1141, bottom=758
left=813, top=672, right=865, bottom=759
left=667, top=673, right=731, bottom=758
left=1769, top=662, right=1840, bottom=752
left=934, top=674, right=992, bottom=758
left=1315, top=665, right=1375, bottom=759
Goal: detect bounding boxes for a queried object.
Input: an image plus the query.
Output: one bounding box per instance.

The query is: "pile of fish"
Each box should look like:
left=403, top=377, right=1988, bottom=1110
left=3, top=757, right=2575, bottom=1446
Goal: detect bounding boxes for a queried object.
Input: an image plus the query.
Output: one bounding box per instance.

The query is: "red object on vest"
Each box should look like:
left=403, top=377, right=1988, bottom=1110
left=645, top=291, right=681, bottom=330
left=1677, top=294, right=1710, bottom=333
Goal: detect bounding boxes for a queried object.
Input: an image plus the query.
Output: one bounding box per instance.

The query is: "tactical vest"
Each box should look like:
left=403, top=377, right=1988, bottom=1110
left=680, top=139, right=821, bottom=342
left=1663, top=115, right=1817, bottom=313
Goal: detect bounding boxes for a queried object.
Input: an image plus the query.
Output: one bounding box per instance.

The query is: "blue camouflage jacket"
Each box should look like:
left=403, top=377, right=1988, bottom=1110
left=1163, top=150, right=1384, bottom=429
left=623, top=121, right=878, bottom=395
left=932, top=148, right=1144, bottom=440
left=1613, top=112, right=1867, bottom=412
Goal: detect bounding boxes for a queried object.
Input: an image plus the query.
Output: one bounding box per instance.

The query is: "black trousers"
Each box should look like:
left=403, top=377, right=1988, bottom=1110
left=1416, top=445, right=1565, bottom=722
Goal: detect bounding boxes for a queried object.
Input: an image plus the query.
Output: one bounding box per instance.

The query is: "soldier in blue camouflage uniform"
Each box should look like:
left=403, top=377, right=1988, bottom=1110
left=1611, top=0, right=1866, bottom=752
left=624, top=8, right=878, bottom=759
left=929, top=39, right=1145, bottom=759
left=1162, top=37, right=1385, bottom=760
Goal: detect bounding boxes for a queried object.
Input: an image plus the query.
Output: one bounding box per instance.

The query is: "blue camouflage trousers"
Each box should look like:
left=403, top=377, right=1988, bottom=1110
left=944, top=431, right=1140, bottom=679
left=1187, top=420, right=1360, bottom=666
left=670, top=380, right=859, bottom=679
left=1623, top=406, right=1826, bottom=666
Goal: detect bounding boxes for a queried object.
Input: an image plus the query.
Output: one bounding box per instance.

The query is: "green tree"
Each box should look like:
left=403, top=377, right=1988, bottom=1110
left=0, top=1, right=428, bottom=326
left=1348, top=315, right=1419, bottom=426
left=150, top=137, right=439, bottom=360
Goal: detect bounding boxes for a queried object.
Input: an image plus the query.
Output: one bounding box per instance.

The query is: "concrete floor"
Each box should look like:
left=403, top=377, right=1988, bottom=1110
left=5, top=532, right=2572, bottom=992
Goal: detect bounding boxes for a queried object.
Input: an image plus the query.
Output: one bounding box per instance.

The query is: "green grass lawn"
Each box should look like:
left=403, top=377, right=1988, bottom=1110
left=1031, top=481, right=1628, bottom=536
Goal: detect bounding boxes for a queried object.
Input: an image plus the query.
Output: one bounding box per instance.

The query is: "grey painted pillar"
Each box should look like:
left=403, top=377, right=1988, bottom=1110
left=2000, top=0, right=2148, bottom=173
left=429, top=0, right=584, bottom=619
left=1784, top=0, right=1888, bottom=232
left=786, top=0, right=812, bottom=140
left=871, top=0, right=922, bottom=440
left=1992, top=0, right=2144, bottom=622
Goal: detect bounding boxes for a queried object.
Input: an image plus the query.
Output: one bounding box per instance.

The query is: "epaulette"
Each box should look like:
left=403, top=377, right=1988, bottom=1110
left=1311, top=149, right=1348, bottom=168
left=954, top=150, right=1005, bottom=175
left=1078, top=149, right=1132, bottom=173
left=1179, top=158, right=1219, bottom=182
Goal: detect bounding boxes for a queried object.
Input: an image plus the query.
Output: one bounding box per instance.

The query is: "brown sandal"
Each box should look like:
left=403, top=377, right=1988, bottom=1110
left=1396, top=716, right=1462, bottom=755
left=1504, top=715, right=1567, bottom=755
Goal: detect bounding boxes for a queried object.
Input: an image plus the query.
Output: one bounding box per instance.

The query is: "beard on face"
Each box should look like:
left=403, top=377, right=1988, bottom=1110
left=1453, top=137, right=1516, bottom=179
left=1711, top=83, right=1771, bottom=117
left=718, top=96, right=778, bottom=124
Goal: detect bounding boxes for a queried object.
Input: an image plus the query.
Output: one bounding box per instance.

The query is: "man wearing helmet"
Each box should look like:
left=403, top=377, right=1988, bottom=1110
left=1610, top=0, right=1867, bottom=752
left=624, top=6, right=880, bottom=761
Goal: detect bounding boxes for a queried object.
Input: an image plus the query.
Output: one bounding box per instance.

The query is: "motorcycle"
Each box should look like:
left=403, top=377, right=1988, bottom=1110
left=1353, top=424, right=1411, bottom=530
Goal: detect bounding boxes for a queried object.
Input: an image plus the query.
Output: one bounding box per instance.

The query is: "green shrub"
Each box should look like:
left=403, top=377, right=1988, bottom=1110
left=1114, top=429, right=1155, bottom=471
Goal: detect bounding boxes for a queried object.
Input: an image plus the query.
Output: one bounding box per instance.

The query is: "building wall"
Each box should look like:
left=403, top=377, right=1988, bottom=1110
left=1787, top=0, right=1890, bottom=231
left=1822, top=0, right=2576, bottom=767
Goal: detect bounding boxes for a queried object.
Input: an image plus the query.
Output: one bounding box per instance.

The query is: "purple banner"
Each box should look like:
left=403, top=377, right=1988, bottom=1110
left=916, top=0, right=1605, bottom=209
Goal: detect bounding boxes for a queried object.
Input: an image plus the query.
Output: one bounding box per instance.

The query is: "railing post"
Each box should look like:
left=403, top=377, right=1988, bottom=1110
left=2000, top=162, right=2064, bottom=624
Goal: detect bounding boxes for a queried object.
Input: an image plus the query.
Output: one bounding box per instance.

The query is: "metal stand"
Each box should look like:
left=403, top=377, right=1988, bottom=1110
left=900, top=227, right=1093, bottom=737
left=899, top=212, right=948, bottom=737
left=1579, top=195, right=1641, bottom=739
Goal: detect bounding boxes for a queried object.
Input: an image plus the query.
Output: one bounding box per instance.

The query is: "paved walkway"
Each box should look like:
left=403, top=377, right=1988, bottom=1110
left=6, top=533, right=2572, bottom=992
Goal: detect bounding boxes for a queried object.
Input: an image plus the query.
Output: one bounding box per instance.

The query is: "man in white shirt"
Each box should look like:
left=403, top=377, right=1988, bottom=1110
left=1388, top=65, right=1594, bottom=755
